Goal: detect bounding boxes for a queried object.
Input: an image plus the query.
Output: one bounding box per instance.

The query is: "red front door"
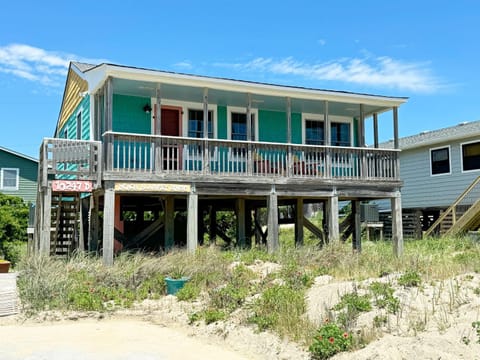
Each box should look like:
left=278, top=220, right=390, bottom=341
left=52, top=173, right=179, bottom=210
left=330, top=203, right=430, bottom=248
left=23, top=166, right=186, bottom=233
left=156, top=107, right=181, bottom=170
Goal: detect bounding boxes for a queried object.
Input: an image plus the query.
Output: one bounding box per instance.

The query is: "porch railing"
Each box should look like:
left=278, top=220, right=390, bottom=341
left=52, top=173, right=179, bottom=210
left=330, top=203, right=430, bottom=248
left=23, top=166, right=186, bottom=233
left=39, top=138, right=102, bottom=187
left=103, top=131, right=400, bottom=181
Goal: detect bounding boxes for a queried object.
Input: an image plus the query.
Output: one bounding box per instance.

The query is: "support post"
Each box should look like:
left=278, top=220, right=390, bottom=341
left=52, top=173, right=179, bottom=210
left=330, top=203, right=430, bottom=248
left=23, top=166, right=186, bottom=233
left=246, top=93, right=253, bottom=175
left=164, top=195, right=175, bottom=250
left=39, top=186, right=52, bottom=255
left=393, top=106, right=399, bottom=150
left=295, top=197, right=304, bottom=246
left=327, top=192, right=339, bottom=242
left=209, top=205, right=217, bottom=244
left=154, top=86, right=162, bottom=171
left=89, top=193, right=100, bottom=252
left=267, top=186, right=279, bottom=253
left=236, top=198, right=246, bottom=247
left=102, top=181, right=115, bottom=266
left=286, top=97, right=293, bottom=176
left=203, top=88, right=210, bottom=174
left=187, top=188, right=198, bottom=252
left=104, top=77, right=113, bottom=171
left=352, top=200, right=362, bottom=252
left=373, top=113, right=379, bottom=148
left=391, top=192, right=404, bottom=257
left=324, top=100, right=331, bottom=178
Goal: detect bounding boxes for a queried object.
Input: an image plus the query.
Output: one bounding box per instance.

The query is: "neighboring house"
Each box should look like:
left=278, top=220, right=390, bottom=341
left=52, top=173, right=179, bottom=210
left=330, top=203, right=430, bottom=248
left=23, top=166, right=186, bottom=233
left=379, top=121, right=480, bottom=237
left=34, top=61, right=407, bottom=264
left=0, top=146, right=38, bottom=205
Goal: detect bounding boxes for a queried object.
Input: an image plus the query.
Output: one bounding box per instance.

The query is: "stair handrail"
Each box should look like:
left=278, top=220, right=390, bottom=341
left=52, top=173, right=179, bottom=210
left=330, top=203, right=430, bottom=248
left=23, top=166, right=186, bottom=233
left=424, top=175, right=480, bottom=237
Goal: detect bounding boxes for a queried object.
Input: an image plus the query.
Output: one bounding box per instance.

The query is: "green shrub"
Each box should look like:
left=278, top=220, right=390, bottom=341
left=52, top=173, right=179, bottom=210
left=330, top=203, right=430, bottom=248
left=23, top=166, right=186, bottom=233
left=398, top=270, right=422, bottom=287
left=203, top=309, right=226, bottom=324
left=0, top=193, right=28, bottom=263
left=176, top=282, right=200, bottom=301
left=369, top=282, right=400, bottom=314
left=309, top=322, right=352, bottom=360
left=333, top=292, right=372, bottom=329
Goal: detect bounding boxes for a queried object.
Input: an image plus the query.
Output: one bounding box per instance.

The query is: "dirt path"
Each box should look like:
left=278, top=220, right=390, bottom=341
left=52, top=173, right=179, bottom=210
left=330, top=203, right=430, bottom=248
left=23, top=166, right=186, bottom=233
left=0, top=318, right=253, bottom=360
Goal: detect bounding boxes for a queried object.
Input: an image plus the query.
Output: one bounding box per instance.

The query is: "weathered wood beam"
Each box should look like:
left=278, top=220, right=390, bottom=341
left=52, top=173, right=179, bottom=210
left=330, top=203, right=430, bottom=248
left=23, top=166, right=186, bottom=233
left=267, top=186, right=279, bottom=252
left=187, top=189, right=198, bottom=252
left=295, top=197, right=304, bottom=246
left=327, top=193, right=339, bottom=242
left=236, top=198, right=246, bottom=247
left=391, top=191, right=403, bottom=257
left=39, top=186, right=52, bottom=255
left=102, top=181, right=115, bottom=266
left=352, top=200, right=362, bottom=252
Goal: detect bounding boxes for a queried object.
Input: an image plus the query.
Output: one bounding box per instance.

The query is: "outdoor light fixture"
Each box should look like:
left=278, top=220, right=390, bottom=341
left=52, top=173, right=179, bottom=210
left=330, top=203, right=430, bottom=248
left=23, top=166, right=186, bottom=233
left=143, top=104, right=152, bottom=113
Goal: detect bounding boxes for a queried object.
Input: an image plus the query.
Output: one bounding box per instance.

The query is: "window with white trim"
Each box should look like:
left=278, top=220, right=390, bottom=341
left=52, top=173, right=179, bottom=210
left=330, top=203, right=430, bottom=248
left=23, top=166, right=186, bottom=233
left=187, top=109, right=213, bottom=138
left=462, top=141, right=480, bottom=171
left=430, top=146, right=450, bottom=175
left=305, top=118, right=351, bottom=146
left=231, top=112, right=255, bottom=141
left=1, top=168, right=19, bottom=190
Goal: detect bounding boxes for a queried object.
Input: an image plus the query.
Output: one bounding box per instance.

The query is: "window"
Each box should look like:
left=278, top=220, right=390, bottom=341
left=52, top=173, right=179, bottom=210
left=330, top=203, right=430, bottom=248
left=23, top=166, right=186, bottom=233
left=305, top=120, right=324, bottom=145
left=1, top=168, right=19, bottom=190
left=304, top=118, right=351, bottom=146
left=430, top=147, right=450, bottom=175
left=462, top=141, right=480, bottom=171
left=76, top=112, right=82, bottom=140
left=231, top=112, right=255, bottom=141
left=188, top=110, right=213, bottom=138
left=331, top=122, right=351, bottom=146
left=63, top=128, right=68, bottom=139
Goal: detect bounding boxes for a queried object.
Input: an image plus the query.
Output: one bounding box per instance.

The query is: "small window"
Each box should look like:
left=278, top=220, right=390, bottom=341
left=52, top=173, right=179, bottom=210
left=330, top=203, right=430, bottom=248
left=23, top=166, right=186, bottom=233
left=76, top=112, right=82, bottom=140
left=331, top=122, right=351, bottom=146
left=231, top=112, right=255, bottom=141
left=188, top=110, right=213, bottom=138
left=305, top=120, right=324, bottom=145
left=462, top=141, right=480, bottom=171
left=430, top=147, right=450, bottom=175
left=1, top=168, right=19, bottom=190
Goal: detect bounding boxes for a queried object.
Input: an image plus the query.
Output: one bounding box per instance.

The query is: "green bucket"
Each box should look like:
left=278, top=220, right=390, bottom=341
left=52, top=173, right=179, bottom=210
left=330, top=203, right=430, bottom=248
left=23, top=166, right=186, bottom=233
left=165, top=277, right=189, bottom=295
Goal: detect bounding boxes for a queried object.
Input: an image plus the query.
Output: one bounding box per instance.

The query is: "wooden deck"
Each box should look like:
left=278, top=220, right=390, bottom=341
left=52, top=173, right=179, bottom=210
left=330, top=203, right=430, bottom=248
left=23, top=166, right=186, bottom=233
left=39, top=135, right=400, bottom=187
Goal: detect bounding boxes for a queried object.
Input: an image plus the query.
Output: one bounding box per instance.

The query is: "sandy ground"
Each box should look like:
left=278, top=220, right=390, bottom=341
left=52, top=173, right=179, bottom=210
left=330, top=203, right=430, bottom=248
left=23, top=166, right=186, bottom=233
left=0, top=317, right=252, bottom=360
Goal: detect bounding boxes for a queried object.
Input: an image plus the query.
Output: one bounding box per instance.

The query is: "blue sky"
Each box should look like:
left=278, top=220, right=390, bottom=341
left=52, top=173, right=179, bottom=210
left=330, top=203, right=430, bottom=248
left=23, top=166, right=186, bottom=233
left=0, top=1, right=479, bottom=158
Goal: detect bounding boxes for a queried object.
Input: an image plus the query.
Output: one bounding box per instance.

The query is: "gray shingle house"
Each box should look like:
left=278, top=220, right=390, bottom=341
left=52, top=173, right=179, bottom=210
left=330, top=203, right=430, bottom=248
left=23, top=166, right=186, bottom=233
left=379, top=120, right=480, bottom=237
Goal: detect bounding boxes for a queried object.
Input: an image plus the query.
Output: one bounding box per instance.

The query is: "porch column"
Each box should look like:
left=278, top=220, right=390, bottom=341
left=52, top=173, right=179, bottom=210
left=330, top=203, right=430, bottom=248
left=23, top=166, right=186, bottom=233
left=352, top=200, right=362, bottom=252
left=39, top=186, right=52, bottom=255
left=203, top=88, right=210, bottom=174
left=102, top=181, right=115, bottom=266
left=164, top=195, right=175, bottom=250
left=154, top=86, right=162, bottom=171
left=373, top=113, right=379, bottom=148
left=246, top=93, right=253, bottom=175
left=327, top=192, right=339, bottom=242
left=295, top=197, right=304, bottom=246
left=236, top=198, right=246, bottom=247
left=391, top=191, right=403, bottom=257
left=393, top=106, right=399, bottom=149
left=104, top=77, right=113, bottom=171
left=187, top=188, right=198, bottom=252
left=267, top=185, right=279, bottom=253
left=286, top=97, right=293, bottom=176
left=324, top=100, right=331, bottom=177
left=358, top=104, right=365, bottom=147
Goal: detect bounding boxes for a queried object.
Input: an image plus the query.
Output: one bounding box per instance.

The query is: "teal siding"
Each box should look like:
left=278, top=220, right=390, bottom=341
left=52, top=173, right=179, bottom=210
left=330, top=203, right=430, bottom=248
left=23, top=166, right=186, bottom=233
left=217, top=105, right=227, bottom=139
left=291, top=113, right=302, bottom=144
left=258, top=110, right=286, bottom=143
left=0, top=150, right=38, bottom=204
left=59, top=96, right=90, bottom=140
left=112, top=94, right=151, bottom=134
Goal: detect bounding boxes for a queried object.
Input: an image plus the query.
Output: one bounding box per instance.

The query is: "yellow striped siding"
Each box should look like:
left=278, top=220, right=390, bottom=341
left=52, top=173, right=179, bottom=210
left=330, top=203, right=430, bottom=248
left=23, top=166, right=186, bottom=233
left=57, top=69, right=88, bottom=131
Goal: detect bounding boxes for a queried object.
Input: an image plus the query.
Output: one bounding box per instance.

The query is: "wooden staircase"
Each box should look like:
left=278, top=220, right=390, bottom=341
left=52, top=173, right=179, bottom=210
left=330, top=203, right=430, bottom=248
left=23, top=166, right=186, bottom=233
left=50, top=193, right=81, bottom=256
left=424, top=176, right=480, bottom=237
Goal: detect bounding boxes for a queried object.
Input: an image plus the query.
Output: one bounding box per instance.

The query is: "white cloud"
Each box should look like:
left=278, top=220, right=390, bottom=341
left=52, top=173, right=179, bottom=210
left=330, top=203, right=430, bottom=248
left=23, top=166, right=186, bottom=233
left=216, top=56, right=441, bottom=93
left=0, top=43, right=105, bottom=87
left=317, top=39, right=326, bottom=46
left=173, top=60, right=193, bottom=70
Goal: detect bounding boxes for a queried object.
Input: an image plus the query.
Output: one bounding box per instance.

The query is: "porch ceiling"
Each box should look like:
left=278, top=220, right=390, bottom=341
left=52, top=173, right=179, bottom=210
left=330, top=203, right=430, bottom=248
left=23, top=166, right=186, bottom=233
left=112, top=78, right=394, bottom=118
